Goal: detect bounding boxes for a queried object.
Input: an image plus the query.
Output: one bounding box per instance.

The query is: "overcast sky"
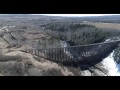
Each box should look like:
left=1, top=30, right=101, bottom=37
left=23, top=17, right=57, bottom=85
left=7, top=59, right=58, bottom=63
left=33, top=14, right=120, bottom=17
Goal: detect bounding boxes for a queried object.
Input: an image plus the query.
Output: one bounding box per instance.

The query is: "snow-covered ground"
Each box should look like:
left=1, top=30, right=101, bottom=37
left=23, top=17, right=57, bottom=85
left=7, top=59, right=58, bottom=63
left=101, top=49, right=120, bottom=76
left=100, top=38, right=120, bottom=76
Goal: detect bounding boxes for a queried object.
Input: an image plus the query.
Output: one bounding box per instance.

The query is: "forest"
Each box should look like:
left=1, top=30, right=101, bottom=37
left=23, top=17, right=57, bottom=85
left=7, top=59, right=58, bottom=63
left=37, top=22, right=120, bottom=48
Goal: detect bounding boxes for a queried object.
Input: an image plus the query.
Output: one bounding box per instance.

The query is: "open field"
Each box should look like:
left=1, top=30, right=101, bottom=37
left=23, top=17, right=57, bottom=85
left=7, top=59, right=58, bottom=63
left=83, top=21, right=120, bottom=30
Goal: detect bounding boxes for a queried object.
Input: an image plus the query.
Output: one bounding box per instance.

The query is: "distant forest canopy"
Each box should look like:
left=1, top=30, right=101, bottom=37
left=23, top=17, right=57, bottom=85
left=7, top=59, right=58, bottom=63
left=42, top=22, right=120, bottom=46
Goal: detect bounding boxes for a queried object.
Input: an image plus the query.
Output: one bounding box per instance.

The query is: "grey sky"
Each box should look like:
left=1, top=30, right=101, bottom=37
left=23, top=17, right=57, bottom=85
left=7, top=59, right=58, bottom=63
left=32, top=14, right=120, bottom=17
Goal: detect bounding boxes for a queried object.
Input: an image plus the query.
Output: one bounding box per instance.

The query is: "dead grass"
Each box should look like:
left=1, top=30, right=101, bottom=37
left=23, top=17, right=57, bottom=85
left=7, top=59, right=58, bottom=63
left=0, top=55, right=21, bottom=62
left=83, top=21, right=120, bottom=30
left=0, top=61, right=24, bottom=76
left=0, top=51, right=75, bottom=76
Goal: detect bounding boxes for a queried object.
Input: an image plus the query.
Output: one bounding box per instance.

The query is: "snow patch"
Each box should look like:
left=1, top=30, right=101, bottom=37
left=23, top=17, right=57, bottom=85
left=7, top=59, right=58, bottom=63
left=105, top=39, right=110, bottom=42
left=102, top=51, right=120, bottom=76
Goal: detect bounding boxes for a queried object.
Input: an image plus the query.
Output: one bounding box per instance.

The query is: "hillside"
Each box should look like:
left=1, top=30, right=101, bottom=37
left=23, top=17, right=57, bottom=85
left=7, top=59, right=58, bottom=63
left=0, top=14, right=120, bottom=76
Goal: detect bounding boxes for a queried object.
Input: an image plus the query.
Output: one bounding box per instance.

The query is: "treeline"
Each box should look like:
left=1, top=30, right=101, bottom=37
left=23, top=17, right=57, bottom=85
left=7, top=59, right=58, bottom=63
left=44, top=22, right=95, bottom=32
left=42, top=22, right=120, bottom=46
